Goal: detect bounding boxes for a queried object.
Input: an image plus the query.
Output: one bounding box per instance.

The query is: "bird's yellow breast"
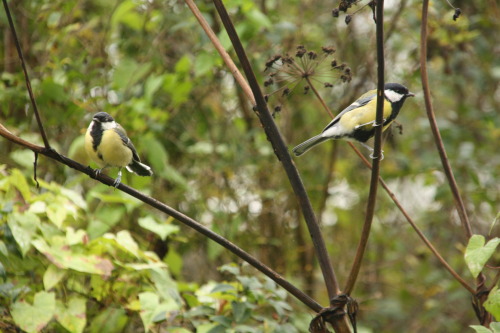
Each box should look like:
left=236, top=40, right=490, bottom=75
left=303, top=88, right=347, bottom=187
left=339, top=97, right=394, bottom=131
left=85, top=128, right=132, bottom=168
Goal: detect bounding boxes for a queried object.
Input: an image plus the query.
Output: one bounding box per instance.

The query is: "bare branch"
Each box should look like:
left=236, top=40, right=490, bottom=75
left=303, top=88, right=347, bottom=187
left=2, top=0, right=50, bottom=149
left=344, top=0, right=385, bottom=295
left=0, top=122, right=323, bottom=313
left=210, top=0, right=342, bottom=301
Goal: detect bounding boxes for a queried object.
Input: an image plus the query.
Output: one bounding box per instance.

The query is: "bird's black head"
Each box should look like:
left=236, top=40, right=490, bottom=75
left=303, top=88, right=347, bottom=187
left=93, top=112, right=115, bottom=123
left=384, top=83, right=415, bottom=103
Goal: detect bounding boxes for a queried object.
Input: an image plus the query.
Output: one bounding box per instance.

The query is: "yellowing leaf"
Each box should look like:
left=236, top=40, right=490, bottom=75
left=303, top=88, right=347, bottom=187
left=11, top=291, right=56, bottom=333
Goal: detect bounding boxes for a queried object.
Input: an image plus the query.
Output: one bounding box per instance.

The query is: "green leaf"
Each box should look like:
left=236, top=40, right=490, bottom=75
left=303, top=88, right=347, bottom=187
left=11, top=291, right=56, bottom=333
left=88, top=307, right=128, bottom=333
left=470, top=326, right=492, bottom=333
left=138, top=216, right=179, bottom=241
left=8, top=212, right=40, bottom=256
left=46, top=202, right=68, bottom=228
left=491, top=322, right=500, bottom=333
left=111, top=0, right=143, bottom=30
left=484, top=287, right=500, bottom=320
left=232, top=301, right=251, bottom=323
left=465, top=235, right=500, bottom=278
left=43, top=265, right=66, bottom=290
left=144, top=75, right=165, bottom=102
left=10, top=168, right=31, bottom=201
left=139, top=292, right=179, bottom=330
left=32, top=238, right=114, bottom=277
left=55, top=297, right=86, bottom=333
left=150, top=267, right=181, bottom=304
left=66, top=227, right=88, bottom=246
left=112, top=58, right=152, bottom=90
left=10, top=150, right=35, bottom=169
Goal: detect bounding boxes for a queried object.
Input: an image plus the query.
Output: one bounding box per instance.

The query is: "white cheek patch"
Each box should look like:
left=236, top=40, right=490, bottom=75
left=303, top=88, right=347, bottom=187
left=101, top=121, right=118, bottom=130
left=385, top=90, right=404, bottom=103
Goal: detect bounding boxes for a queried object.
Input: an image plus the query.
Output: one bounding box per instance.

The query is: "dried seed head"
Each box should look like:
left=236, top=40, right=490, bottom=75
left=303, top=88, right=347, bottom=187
left=304, top=86, right=310, bottom=94
left=322, top=46, right=336, bottom=55
left=308, top=51, right=317, bottom=60
left=331, top=59, right=338, bottom=68
left=332, top=8, right=340, bottom=17
left=453, top=8, right=462, bottom=21
left=264, top=78, right=274, bottom=87
left=282, top=88, right=290, bottom=97
left=324, top=82, right=333, bottom=88
left=345, top=15, right=352, bottom=25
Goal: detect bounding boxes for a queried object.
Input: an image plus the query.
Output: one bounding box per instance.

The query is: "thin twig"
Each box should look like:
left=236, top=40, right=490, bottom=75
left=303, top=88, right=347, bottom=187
left=305, top=76, right=335, bottom=118
left=2, top=0, right=50, bottom=148
left=348, top=142, right=475, bottom=294
left=419, top=0, right=472, bottom=240
left=344, top=0, right=385, bottom=295
left=211, top=0, right=342, bottom=301
left=0, top=122, right=323, bottom=313
left=184, top=0, right=255, bottom=105
left=421, top=0, right=490, bottom=324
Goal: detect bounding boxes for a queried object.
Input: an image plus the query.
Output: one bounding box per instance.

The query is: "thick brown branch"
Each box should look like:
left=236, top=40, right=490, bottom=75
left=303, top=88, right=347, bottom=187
left=0, top=123, right=322, bottom=313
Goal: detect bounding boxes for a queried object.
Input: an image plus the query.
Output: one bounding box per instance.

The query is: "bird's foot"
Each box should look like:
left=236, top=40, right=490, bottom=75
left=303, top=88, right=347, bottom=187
left=113, top=170, right=122, bottom=188
left=369, top=150, right=385, bottom=160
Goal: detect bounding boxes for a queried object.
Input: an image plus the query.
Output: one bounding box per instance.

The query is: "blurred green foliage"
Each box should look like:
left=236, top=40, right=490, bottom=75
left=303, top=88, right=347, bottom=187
left=0, top=0, right=499, bottom=331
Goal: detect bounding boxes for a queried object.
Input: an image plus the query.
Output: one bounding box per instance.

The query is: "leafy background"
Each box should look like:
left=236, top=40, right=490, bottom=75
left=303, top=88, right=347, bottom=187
left=0, top=0, right=499, bottom=332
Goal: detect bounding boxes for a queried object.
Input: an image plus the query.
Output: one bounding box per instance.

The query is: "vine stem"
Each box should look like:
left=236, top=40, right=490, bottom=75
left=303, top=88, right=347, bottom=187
left=419, top=0, right=472, bottom=240
left=420, top=0, right=490, bottom=324
left=344, top=0, right=385, bottom=295
left=2, top=0, right=50, bottom=149
left=348, top=142, right=475, bottom=294
left=184, top=0, right=255, bottom=105
left=305, top=76, right=335, bottom=118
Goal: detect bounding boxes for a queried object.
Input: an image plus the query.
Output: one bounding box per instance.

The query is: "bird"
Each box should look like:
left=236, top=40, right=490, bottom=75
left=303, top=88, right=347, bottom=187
left=292, top=82, right=415, bottom=158
left=85, top=112, right=153, bottom=187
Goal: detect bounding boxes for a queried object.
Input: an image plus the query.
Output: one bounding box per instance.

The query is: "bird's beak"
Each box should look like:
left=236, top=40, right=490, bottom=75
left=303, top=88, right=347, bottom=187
left=407, top=92, right=415, bottom=97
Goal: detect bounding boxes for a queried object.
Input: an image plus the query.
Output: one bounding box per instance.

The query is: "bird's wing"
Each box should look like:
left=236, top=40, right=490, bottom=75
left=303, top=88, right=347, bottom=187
left=322, top=90, right=377, bottom=133
left=114, top=125, right=142, bottom=162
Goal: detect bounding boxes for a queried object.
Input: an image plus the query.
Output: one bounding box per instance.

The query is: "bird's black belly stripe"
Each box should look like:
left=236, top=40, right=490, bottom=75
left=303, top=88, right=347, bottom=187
left=91, top=122, right=103, bottom=151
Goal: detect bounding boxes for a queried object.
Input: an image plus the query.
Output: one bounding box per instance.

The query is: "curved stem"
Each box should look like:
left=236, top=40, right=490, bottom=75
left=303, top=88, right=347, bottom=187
left=344, top=0, right=385, bottom=295
left=419, top=0, right=472, bottom=240
left=348, top=142, right=475, bottom=294
left=305, top=76, right=335, bottom=118
left=2, top=0, right=50, bottom=149
left=211, top=0, right=341, bottom=300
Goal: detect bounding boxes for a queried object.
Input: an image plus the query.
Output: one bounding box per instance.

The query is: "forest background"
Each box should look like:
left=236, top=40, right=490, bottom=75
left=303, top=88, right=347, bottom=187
left=0, top=0, right=499, bottom=332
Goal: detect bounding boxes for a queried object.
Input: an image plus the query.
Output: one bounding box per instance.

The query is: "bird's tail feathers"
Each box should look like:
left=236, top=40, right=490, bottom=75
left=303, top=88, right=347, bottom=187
left=127, top=160, right=153, bottom=176
left=292, top=135, right=329, bottom=157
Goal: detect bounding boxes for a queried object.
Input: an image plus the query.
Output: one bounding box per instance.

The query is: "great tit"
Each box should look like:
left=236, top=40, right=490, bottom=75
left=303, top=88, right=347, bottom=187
left=85, top=112, right=153, bottom=186
left=292, top=82, right=415, bottom=158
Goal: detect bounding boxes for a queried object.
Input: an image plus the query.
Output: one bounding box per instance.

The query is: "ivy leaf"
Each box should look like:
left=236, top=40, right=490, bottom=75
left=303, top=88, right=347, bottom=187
left=55, top=297, right=87, bottom=333
left=11, top=291, right=56, bottom=333
left=484, top=287, right=500, bottom=320
left=138, top=216, right=179, bottom=241
left=464, top=235, right=500, bottom=278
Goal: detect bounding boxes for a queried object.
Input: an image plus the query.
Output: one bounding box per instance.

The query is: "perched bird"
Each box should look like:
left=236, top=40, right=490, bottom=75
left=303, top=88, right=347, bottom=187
left=292, top=83, right=415, bottom=158
left=85, top=112, right=153, bottom=187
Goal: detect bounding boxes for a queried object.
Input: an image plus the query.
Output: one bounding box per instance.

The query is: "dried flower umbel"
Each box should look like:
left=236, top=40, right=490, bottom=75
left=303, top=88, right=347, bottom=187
left=264, top=46, right=352, bottom=116
left=264, top=45, right=352, bottom=117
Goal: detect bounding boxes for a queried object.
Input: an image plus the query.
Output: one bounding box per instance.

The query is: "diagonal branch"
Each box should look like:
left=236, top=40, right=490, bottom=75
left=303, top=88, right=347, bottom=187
left=2, top=0, right=50, bottom=149
left=419, top=0, right=472, bottom=240
left=344, top=0, right=385, bottom=295
left=0, top=122, right=323, bottom=313
left=211, top=0, right=341, bottom=301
